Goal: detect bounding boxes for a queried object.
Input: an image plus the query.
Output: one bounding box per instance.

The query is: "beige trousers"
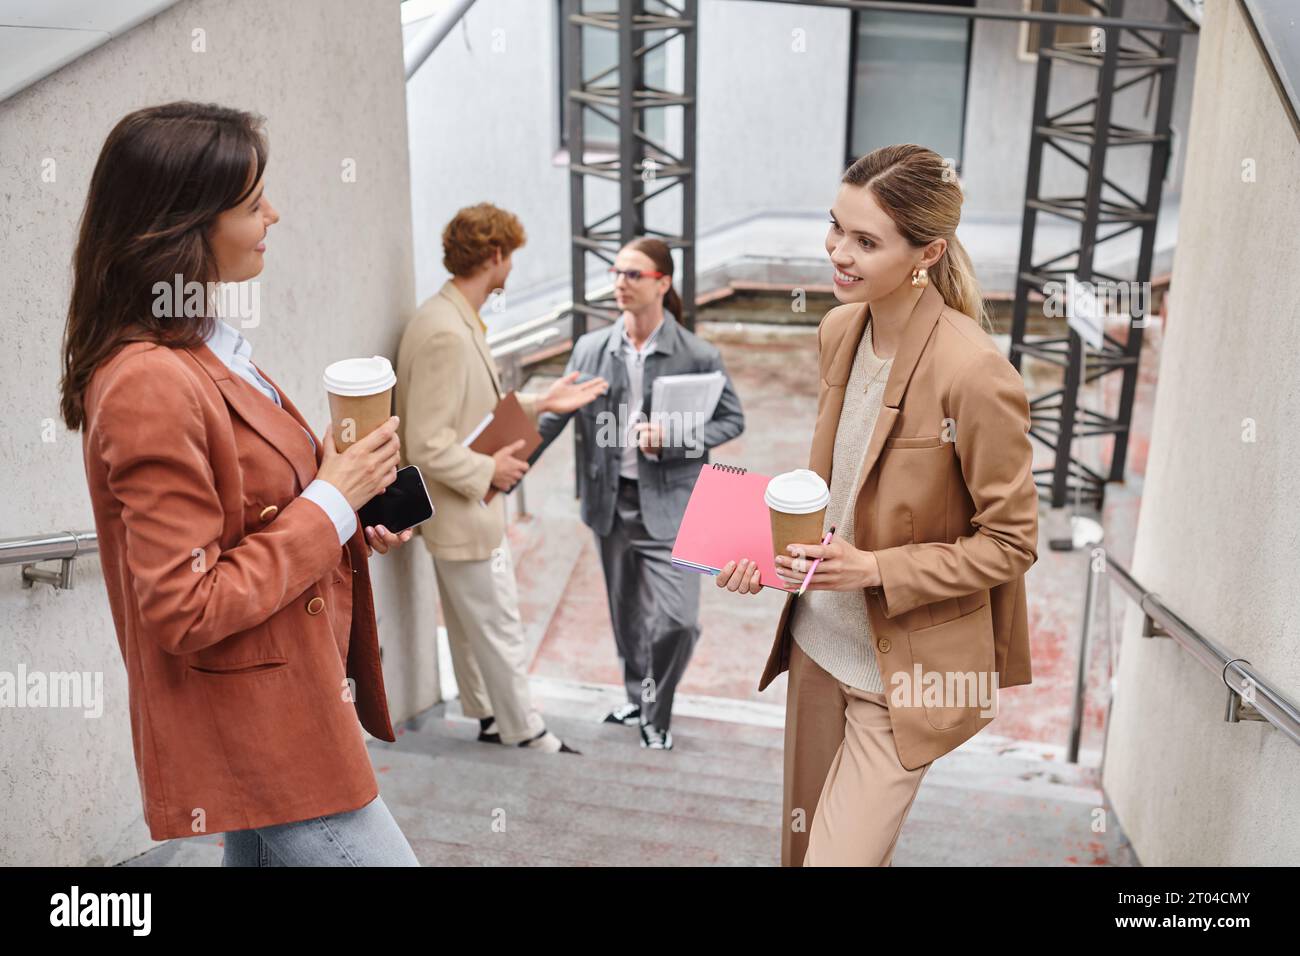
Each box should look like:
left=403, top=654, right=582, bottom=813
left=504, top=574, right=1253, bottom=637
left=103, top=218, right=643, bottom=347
left=782, top=638, right=931, bottom=867
left=432, top=535, right=545, bottom=745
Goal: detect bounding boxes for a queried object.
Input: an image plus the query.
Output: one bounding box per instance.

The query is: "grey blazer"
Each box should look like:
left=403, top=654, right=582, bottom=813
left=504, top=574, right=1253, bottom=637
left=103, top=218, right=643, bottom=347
left=532, top=312, right=745, bottom=540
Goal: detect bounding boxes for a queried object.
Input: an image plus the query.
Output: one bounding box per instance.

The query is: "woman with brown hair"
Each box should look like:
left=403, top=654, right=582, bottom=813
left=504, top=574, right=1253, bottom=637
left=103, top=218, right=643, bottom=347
left=531, top=237, right=746, bottom=748
left=715, top=144, right=1039, bottom=866
left=61, top=101, right=419, bottom=865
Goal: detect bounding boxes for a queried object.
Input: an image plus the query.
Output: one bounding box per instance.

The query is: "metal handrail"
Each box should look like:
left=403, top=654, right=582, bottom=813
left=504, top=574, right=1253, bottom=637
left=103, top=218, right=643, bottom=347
left=484, top=281, right=616, bottom=350
left=1072, top=548, right=1300, bottom=764
left=1, top=530, right=99, bottom=591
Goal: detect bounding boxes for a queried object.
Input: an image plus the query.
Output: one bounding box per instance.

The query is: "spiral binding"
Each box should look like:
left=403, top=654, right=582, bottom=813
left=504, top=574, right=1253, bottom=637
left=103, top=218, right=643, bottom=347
left=710, top=462, right=747, bottom=475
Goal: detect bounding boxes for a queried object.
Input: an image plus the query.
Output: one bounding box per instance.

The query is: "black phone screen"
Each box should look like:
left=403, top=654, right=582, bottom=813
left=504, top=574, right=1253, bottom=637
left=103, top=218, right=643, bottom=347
left=357, top=465, right=435, bottom=535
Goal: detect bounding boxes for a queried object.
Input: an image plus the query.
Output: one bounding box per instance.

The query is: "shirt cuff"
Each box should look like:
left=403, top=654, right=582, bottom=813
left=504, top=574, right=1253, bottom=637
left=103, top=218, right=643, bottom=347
left=302, top=479, right=357, bottom=545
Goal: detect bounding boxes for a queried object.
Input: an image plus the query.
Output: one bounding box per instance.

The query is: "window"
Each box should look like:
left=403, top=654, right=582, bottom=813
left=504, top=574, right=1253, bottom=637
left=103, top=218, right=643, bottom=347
left=556, top=0, right=667, bottom=152
left=847, top=0, right=974, bottom=170
left=1019, top=0, right=1102, bottom=60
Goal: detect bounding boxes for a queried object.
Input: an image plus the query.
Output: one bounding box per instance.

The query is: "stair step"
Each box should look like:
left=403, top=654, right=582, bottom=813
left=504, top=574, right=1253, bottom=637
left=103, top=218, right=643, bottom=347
left=377, top=725, right=783, bottom=806
left=390, top=807, right=768, bottom=866
left=393, top=713, right=786, bottom=788
left=524, top=688, right=788, bottom=748
left=373, top=748, right=778, bottom=865
left=411, top=698, right=788, bottom=758
left=922, top=754, right=1103, bottom=804
left=372, top=747, right=781, bottom=830
left=896, top=797, right=1137, bottom=866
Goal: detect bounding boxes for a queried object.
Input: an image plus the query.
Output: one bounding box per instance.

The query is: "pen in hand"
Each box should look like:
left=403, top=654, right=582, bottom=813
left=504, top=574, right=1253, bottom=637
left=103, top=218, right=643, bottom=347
left=796, top=525, right=836, bottom=596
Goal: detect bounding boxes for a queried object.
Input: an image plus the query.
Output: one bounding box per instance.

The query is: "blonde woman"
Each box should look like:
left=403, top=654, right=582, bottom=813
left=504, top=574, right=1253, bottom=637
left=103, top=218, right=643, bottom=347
left=716, top=145, right=1039, bottom=866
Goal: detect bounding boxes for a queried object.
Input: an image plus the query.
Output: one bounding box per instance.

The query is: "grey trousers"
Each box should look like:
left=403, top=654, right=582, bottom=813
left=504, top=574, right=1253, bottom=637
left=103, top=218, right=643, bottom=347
left=595, top=476, right=701, bottom=731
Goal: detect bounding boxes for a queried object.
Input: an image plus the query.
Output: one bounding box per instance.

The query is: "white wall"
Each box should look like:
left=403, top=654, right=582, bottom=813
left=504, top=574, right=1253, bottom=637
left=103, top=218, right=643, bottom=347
left=0, top=0, right=438, bottom=866
left=1102, top=0, right=1300, bottom=865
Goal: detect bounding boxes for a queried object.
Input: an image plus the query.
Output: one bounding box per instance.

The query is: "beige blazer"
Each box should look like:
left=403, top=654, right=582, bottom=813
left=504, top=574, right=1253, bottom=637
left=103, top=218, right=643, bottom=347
left=395, top=280, right=541, bottom=561
left=759, top=281, right=1039, bottom=769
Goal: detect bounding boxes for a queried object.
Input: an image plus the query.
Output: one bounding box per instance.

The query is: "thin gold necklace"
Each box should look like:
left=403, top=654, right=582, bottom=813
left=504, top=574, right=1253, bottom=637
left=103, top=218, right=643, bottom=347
left=861, top=318, right=891, bottom=391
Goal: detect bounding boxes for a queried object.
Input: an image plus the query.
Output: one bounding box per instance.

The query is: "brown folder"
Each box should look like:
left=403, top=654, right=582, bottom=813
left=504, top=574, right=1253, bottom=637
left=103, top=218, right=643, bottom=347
left=466, top=390, right=542, bottom=503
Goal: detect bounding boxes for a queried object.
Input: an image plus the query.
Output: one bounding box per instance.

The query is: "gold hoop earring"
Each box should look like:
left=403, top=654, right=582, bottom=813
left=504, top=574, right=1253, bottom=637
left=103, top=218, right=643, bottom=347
left=911, top=266, right=929, bottom=288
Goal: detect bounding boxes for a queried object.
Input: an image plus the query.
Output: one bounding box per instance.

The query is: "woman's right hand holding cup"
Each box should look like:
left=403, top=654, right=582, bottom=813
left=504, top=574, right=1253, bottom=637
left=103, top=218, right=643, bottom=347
left=316, top=415, right=402, bottom=510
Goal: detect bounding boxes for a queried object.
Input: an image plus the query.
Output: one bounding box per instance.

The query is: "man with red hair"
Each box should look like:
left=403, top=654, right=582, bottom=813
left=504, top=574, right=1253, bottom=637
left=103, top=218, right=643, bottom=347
left=396, top=203, right=607, bottom=753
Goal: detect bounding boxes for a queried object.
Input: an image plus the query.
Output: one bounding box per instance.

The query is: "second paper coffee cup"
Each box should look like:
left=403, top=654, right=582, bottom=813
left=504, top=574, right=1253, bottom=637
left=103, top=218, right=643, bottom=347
left=323, top=355, right=397, bottom=453
left=764, top=469, right=831, bottom=561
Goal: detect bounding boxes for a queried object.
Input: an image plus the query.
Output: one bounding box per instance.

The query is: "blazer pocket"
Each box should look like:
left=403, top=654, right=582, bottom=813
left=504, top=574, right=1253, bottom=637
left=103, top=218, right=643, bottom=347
left=189, top=614, right=288, bottom=673
left=189, top=656, right=289, bottom=677
left=885, top=434, right=946, bottom=449
left=905, top=601, right=994, bottom=732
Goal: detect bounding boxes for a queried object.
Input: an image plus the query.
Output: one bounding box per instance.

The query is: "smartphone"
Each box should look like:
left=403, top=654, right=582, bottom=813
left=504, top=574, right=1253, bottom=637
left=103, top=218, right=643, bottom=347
left=358, top=465, right=435, bottom=535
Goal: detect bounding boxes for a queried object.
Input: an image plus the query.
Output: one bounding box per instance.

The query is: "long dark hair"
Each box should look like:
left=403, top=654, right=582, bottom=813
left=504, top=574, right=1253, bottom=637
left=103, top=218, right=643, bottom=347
left=59, top=102, right=268, bottom=430
left=624, top=237, right=683, bottom=321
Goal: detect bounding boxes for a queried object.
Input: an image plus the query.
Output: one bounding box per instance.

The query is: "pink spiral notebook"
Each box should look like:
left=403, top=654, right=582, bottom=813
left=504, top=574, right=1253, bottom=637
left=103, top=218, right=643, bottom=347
left=671, top=462, right=786, bottom=591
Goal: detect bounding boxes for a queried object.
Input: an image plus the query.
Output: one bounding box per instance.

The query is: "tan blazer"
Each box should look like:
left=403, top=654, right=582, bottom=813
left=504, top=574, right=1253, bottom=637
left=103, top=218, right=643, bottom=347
left=395, top=280, right=540, bottom=562
left=82, top=340, right=395, bottom=841
left=759, top=281, right=1039, bottom=769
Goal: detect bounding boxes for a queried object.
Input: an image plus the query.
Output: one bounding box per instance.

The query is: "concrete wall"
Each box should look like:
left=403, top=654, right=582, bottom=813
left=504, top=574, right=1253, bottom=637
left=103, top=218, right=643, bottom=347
left=0, top=0, right=438, bottom=866
left=404, top=0, right=1195, bottom=317
left=1102, top=0, right=1300, bottom=865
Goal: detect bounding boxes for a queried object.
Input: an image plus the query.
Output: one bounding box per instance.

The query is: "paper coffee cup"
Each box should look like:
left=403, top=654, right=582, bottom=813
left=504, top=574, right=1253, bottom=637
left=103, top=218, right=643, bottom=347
left=764, top=469, right=831, bottom=561
left=323, top=355, right=396, bottom=453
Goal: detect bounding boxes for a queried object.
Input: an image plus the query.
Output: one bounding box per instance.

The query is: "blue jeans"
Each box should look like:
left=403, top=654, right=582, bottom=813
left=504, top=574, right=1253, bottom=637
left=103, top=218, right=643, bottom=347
left=221, top=795, right=419, bottom=866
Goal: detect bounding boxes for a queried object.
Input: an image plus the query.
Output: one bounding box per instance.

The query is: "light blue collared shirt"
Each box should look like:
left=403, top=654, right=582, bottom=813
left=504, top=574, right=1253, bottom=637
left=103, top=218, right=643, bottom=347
left=204, top=319, right=356, bottom=545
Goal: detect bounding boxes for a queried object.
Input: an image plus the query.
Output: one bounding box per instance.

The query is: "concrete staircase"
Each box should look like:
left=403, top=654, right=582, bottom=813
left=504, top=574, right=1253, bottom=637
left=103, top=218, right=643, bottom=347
left=120, top=683, right=1137, bottom=866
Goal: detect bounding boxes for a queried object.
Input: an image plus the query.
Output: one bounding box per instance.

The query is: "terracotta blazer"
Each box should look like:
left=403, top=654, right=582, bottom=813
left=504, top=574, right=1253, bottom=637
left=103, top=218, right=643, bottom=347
left=81, top=339, right=394, bottom=841
left=759, top=281, right=1039, bottom=769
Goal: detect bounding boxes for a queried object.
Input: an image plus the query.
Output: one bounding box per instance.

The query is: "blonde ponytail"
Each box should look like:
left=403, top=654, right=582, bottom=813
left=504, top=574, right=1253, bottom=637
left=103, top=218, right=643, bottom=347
left=931, top=233, right=991, bottom=334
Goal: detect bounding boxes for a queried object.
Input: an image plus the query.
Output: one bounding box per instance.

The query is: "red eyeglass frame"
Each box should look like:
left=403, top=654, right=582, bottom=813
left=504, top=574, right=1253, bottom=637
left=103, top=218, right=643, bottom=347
left=608, top=267, right=666, bottom=281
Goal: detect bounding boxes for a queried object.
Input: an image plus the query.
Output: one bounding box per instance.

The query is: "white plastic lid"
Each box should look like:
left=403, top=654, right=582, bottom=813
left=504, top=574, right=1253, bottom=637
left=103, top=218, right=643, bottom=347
left=323, top=355, right=396, bottom=396
left=764, top=469, right=830, bottom=514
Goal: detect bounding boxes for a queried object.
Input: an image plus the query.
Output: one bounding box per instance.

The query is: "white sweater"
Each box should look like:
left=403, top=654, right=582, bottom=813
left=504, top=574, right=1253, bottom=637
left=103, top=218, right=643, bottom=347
left=790, top=319, right=892, bottom=693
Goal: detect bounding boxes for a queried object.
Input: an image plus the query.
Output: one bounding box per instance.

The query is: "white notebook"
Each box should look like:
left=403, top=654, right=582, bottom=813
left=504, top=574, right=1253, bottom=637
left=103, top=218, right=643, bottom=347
left=650, top=370, right=725, bottom=423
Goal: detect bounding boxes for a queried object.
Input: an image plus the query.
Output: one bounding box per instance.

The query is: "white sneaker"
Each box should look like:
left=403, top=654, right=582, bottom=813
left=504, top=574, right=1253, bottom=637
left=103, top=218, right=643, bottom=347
left=639, top=723, right=673, bottom=750
left=602, top=702, right=641, bottom=726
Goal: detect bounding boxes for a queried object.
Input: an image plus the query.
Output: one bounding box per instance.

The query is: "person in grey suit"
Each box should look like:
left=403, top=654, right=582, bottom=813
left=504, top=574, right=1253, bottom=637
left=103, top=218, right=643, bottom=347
left=531, top=238, right=745, bottom=749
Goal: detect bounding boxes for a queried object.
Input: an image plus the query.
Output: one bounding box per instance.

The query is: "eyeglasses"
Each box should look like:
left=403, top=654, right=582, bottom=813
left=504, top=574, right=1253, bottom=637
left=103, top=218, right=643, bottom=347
left=608, top=267, right=666, bottom=282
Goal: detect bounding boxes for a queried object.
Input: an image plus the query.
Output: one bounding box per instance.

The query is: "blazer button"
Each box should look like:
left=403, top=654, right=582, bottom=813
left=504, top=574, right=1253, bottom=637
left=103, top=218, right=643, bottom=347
left=259, top=505, right=279, bottom=521
left=877, top=637, right=892, bottom=653
left=306, top=596, right=325, bottom=615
